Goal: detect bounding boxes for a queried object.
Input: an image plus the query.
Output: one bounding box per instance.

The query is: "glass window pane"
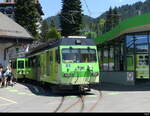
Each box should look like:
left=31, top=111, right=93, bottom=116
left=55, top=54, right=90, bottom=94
left=103, top=48, right=109, bottom=71
left=126, top=35, right=134, bottom=54
left=136, top=45, right=148, bottom=53
left=18, top=61, right=24, bottom=69
left=135, top=35, right=148, bottom=44
left=62, top=49, right=97, bottom=63
left=127, top=55, right=134, bottom=71
left=126, top=35, right=134, bottom=47
left=109, top=47, right=114, bottom=71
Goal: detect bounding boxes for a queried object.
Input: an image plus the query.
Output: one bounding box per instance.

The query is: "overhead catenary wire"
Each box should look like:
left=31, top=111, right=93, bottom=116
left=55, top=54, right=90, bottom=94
left=83, top=0, right=92, bottom=17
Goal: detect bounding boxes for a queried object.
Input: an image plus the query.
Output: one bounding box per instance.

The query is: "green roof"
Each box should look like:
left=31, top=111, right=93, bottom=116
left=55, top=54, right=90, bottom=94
left=95, top=13, right=150, bottom=44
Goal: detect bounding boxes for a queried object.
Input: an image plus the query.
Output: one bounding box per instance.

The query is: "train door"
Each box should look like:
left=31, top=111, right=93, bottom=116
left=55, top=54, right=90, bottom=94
left=136, top=45, right=149, bottom=79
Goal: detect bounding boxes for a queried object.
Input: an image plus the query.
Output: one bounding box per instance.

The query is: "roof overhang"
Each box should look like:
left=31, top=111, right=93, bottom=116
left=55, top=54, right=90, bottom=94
left=0, top=12, right=34, bottom=44
left=95, top=13, right=150, bottom=45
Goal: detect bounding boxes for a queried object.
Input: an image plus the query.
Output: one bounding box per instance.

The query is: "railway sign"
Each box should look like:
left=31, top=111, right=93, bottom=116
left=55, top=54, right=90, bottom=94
left=127, top=72, right=134, bottom=82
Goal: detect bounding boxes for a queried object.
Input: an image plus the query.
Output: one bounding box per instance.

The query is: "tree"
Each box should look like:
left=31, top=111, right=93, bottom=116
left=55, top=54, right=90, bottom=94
left=83, top=31, right=97, bottom=39
left=47, top=27, right=61, bottom=40
left=104, top=7, right=120, bottom=33
left=105, top=7, right=113, bottom=32
left=14, top=0, right=40, bottom=39
left=112, top=7, right=120, bottom=28
left=50, top=19, right=56, bottom=28
left=60, top=0, right=83, bottom=37
left=41, top=20, right=49, bottom=41
left=97, top=18, right=106, bottom=35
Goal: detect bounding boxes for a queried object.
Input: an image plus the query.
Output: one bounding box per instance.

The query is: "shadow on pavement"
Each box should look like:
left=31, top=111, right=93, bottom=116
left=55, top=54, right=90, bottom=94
left=16, top=78, right=150, bottom=97
left=17, top=81, right=94, bottom=98
left=93, top=80, right=150, bottom=92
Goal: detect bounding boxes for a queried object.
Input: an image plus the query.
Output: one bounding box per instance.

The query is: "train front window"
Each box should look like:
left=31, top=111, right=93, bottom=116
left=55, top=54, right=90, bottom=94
left=18, top=61, right=24, bottom=69
left=62, top=49, right=97, bottom=63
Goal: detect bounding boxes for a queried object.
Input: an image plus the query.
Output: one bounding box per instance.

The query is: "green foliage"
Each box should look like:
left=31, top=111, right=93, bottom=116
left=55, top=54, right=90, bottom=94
left=98, top=18, right=106, bottom=35
left=47, top=27, right=61, bottom=40
left=105, top=7, right=113, bottom=32
left=50, top=19, right=56, bottom=28
left=83, top=31, right=97, bottom=39
left=14, top=0, right=40, bottom=39
left=60, top=0, right=83, bottom=37
left=104, top=7, right=120, bottom=33
left=41, top=20, right=49, bottom=41
left=112, top=7, right=120, bottom=27
left=41, top=19, right=61, bottom=41
left=45, top=0, right=150, bottom=39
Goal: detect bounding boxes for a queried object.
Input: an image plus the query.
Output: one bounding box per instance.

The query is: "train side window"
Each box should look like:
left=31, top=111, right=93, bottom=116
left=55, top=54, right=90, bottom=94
left=18, top=61, right=24, bottom=69
left=50, top=51, right=53, bottom=62
left=29, top=57, right=36, bottom=67
left=25, top=61, right=28, bottom=68
left=37, top=56, right=41, bottom=67
left=28, top=58, right=32, bottom=67
left=56, top=49, right=60, bottom=63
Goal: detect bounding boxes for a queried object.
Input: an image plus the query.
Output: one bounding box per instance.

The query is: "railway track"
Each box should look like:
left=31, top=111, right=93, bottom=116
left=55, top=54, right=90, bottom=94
left=54, top=89, right=102, bottom=112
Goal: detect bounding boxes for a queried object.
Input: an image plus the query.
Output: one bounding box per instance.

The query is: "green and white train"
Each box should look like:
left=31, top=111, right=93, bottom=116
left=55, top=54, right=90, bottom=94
left=127, top=54, right=149, bottom=79
left=11, top=38, right=100, bottom=91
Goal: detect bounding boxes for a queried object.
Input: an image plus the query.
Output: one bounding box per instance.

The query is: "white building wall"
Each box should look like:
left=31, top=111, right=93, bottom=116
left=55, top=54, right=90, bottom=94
left=0, top=43, right=17, bottom=68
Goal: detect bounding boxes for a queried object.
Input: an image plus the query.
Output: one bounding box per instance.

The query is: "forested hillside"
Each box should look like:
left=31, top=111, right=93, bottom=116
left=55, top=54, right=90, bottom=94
left=43, top=0, right=150, bottom=39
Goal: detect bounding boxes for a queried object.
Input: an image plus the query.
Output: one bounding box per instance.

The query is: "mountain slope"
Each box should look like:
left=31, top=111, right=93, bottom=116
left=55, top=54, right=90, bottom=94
left=44, top=0, right=150, bottom=31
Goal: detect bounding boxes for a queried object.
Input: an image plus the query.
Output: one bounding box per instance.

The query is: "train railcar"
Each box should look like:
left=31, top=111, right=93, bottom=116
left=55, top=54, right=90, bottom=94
left=127, top=54, right=149, bottom=79
left=11, top=37, right=100, bottom=91
left=11, top=57, right=29, bottom=79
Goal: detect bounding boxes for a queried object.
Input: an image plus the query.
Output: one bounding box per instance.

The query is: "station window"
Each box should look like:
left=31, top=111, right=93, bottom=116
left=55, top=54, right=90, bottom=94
left=114, top=46, right=120, bottom=71
left=109, top=47, right=114, bottom=71
left=127, top=55, right=134, bottom=71
left=100, top=46, right=115, bottom=71
left=126, top=35, right=134, bottom=54
left=135, top=35, right=148, bottom=44
left=136, top=45, right=148, bottom=53
left=102, top=48, right=109, bottom=71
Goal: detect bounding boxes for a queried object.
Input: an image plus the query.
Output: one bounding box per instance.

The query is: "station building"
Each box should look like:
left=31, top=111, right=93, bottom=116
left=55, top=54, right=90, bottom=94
left=95, top=13, right=150, bottom=86
left=0, top=12, right=33, bottom=67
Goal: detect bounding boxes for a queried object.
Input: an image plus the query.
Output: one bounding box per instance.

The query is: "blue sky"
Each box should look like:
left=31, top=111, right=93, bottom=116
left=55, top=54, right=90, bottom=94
left=39, top=0, right=146, bottom=19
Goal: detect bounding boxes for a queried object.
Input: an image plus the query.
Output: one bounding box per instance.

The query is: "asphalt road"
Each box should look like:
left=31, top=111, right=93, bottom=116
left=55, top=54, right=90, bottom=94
left=0, top=82, right=150, bottom=112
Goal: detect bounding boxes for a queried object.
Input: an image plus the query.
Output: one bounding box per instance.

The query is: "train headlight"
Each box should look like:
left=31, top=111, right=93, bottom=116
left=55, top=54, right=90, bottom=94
left=92, top=72, right=99, bottom=76
left=64, top=73, right=72, bottom=77
left=88, top=65, right=93, bottom=71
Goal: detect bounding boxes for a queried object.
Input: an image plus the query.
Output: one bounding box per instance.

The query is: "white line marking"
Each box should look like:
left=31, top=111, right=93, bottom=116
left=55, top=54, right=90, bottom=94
left=0, top=103, right=14, bottom=107
left=0, top=96, right=17, bottom=104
